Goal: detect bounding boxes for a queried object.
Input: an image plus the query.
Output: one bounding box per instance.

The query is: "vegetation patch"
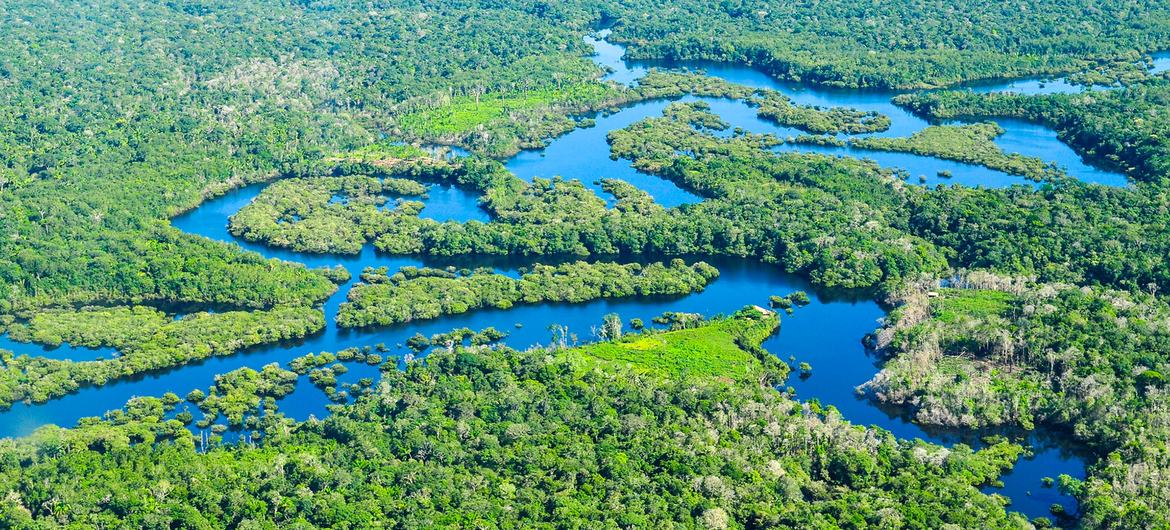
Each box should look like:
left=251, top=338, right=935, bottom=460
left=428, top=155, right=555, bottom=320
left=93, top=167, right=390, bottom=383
left=191, top=363, right=297, bottom=429
left=395, top=82, right=625, bottom=157
left=229, top=175, right=431, bottom=254
left=896, top=82, right=1170, bottom=183
left=850, top=123, right=1066, bottom=181
left=5, top=306, right=170, bottom=349
left=337, top=260, right=719, bottom=328
left=575, top=307, right=782, bottom=381
left=865, top=271, right=1170, bottom=527
left=398, top=83, right=618, bottom=136
left=0, top=307, right=324, bottom=409
left=931, top=288, right=1015, bottom=323
left=0, top=315, right=1030, bottom=528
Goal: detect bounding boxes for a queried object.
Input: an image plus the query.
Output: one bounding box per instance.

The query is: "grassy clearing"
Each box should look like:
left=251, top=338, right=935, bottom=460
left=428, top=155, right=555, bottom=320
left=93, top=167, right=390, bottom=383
left=572, top=309, right=780, bottom=381
left=330, top=143, right=431, bottom=163
left=933, top=288, right=1015, bottom=323
left=397, top=83, right=619, bottom=136
left=394, top=71, right=893, bottom=157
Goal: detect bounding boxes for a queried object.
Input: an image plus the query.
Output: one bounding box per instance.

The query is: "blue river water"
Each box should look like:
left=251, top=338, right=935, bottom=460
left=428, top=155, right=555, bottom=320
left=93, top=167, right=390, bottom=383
left=590, top=30, right=1139, bottom=190
left=1, top=31, right=1138, bottom=522
left=0, top=334, right=117, bottom=363
left=1153, top=52, right=1170, bottom=74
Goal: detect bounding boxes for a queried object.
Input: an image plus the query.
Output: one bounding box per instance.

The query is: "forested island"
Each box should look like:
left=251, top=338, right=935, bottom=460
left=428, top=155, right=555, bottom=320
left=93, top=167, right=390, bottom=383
left=3, top=0, right=1170, bottom=528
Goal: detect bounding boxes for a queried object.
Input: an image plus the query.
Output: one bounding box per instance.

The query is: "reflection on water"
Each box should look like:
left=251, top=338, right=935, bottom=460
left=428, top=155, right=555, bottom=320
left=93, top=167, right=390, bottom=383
left=1152, top=52, right=1170, bottom=75
left=0, top=334, right=117, bottom=363
left=419, top=183, right=492, bottom=223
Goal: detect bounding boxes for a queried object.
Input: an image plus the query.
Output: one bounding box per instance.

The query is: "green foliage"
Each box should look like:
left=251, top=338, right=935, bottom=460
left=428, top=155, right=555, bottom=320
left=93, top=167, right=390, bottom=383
left=851, top=123, right=1066, bottom=181
left=866, top=273, right=1170, bottom=527
left=895, top=81, right=1170, bottom=183
left=755, top=93, right=891, bottom=134
left=770, top=295, right=793, bottom=309
left=605, top=102, right=948, bottom=288
left=576, top=308, right=783, bottom=381
left=908, top=182, right=1170, bottom=293
left=635, top=71, right=891, bottom=134
left=6, top=306, right=169, bottom=349
left=337, top=259, right=719, bottom=328
left=0, top=316, right=1030, bottom=528
left=611, top=0, right=1170, bottom=89
left=0, top=307, right=324, bottom=409
left=329, top=143, right=431, bottom=163
left=196, top=364, right=298, bottom=428
left=932, top=288, right=1014, bottom=323
left=769, top=291, right=810, bottom=310
left=397, top=82, right=623, bottom=156
left=229, top=174, right=430, bottom=254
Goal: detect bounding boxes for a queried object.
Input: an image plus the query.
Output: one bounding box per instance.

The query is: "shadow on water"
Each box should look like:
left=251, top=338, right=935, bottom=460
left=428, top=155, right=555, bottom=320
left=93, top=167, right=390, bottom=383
left=0, top=334, right=118, bottom=363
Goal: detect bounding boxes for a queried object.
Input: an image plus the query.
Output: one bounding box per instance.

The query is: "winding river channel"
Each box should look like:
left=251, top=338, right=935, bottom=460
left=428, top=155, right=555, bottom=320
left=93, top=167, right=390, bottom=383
left=3, top=32, right=1158, bottom=521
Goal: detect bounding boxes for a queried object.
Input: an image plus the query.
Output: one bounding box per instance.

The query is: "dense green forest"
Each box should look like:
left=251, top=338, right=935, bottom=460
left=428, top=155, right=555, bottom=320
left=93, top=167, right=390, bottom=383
left=864, top=272, right=1170, bottom=528
left=4, top=0, right=1170, bottom=527
left=0, top=306, right=324, bottom=409
left=4, top=0, right=1170, bottom=313
left=0, top=312, right=1037, bottom=529
left=337, top=260, right=719, bottom=328
left=609, top=0, right=1170, bottom=88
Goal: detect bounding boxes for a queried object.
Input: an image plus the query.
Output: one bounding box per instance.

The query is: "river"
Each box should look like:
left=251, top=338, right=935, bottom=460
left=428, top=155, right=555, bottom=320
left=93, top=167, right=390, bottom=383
left=2, top=30, right=1144, bottom=522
